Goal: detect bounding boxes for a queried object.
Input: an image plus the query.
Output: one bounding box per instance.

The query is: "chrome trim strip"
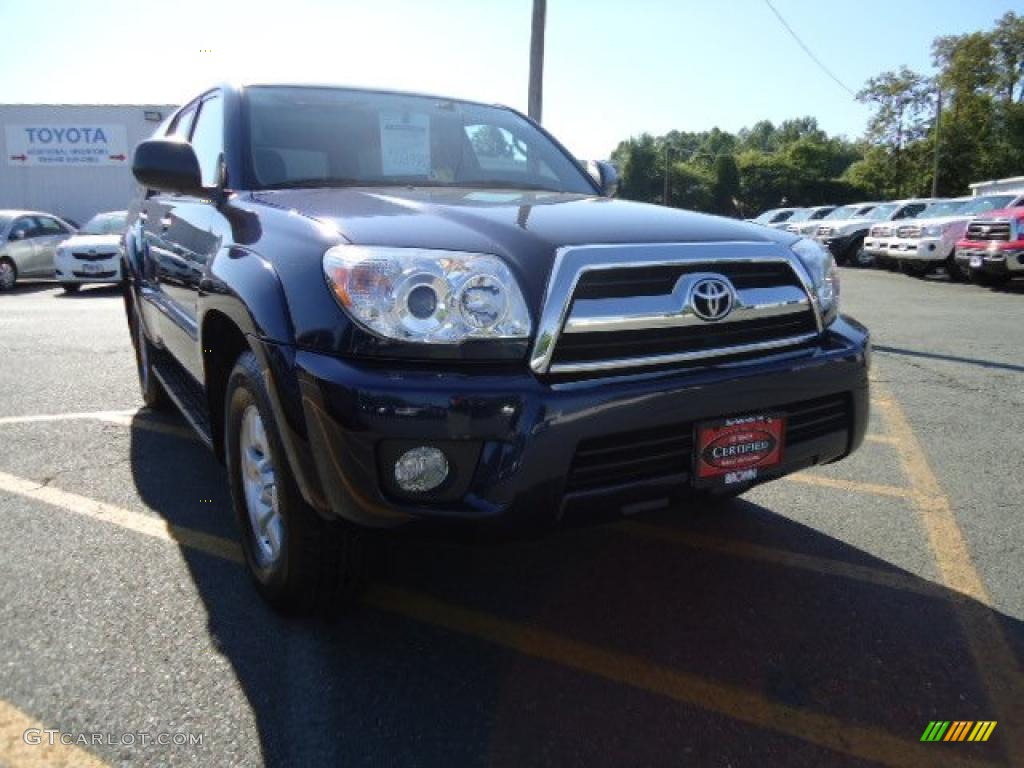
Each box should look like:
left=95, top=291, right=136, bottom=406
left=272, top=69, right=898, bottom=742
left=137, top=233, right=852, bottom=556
left=564, top=283, right=810, bottom=334
left=547, top=332, right=820, bottom=375
left=529, top=241, right=823, bottom=374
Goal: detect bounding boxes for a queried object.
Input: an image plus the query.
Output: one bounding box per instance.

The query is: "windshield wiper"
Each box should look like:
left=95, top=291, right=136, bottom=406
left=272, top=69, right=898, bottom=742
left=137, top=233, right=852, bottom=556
left=456, top=180, right=564, bottom=192
left=259, top=177, right=391, bottom=190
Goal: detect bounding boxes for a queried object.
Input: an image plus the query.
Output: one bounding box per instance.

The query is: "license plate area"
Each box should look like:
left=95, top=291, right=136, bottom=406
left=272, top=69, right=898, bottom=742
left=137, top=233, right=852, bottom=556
left=694, top=414, right=785, bottom=488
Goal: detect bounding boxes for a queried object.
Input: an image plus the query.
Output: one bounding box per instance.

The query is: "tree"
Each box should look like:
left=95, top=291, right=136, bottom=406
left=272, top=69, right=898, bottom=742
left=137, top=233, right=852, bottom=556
left=711, top=154, right=741, bottom=215
left=992, top=12, right=1024, bottom=103
left=470, top=125, right=512, bottom=158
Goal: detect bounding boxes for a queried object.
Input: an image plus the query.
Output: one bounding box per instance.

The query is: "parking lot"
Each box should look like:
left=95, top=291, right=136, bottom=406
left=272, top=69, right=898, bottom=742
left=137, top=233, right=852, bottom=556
left=0, top=270, right=1022, bottom=767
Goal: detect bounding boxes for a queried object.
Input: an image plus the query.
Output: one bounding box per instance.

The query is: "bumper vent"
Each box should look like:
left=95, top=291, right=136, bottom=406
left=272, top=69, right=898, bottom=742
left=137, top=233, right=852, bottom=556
left=567, top=394, right=850, bottom=493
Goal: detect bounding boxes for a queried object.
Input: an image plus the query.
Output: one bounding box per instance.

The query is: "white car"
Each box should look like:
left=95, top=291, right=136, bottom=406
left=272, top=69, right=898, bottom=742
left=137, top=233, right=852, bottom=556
left=819, top=200, right=931, bottom=267
left=53, top=211, right=127, bottom=293
left=888, top=193, right=1024, bottom=279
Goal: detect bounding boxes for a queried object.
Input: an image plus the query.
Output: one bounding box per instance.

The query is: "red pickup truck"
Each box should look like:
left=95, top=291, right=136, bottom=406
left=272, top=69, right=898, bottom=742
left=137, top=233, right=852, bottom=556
left=954, top=208, right=1024, bottom=286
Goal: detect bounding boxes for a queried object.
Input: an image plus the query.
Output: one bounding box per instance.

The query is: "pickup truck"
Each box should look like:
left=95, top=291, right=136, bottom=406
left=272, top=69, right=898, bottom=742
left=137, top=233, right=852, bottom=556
left=123, top=84, right=870, bottom=613
left=889, top=193, right=1024, bottom=280
left=821, top=199, right=931, bottom=268
left=954, top=208, right=1024, bottom=286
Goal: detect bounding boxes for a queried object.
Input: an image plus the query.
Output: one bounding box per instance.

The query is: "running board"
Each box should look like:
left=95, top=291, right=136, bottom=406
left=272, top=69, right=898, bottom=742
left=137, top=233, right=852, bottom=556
left=150, top=351, right=213, bottom=449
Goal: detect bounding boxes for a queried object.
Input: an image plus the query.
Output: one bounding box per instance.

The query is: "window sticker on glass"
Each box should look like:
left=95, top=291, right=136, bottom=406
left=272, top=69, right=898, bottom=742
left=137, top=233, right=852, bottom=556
left=379, top=112, right=430, bottom=176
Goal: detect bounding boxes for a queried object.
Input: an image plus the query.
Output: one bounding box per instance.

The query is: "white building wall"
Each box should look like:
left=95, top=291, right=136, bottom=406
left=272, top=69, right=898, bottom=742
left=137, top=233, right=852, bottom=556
left=1, top=104, right=177, bottom=225
left=968, top=176, right=1024, bottom=196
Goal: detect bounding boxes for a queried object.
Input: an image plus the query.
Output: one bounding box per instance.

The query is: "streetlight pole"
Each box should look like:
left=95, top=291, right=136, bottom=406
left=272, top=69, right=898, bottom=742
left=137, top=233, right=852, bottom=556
left=528, top=0, right=546, bottom=122
left=663, top=145, right=672, bottom=206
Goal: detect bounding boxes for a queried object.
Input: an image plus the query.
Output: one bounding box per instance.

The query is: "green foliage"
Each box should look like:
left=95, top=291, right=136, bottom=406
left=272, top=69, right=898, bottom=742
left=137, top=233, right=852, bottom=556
left=608, top=12, right=1024, bottom=214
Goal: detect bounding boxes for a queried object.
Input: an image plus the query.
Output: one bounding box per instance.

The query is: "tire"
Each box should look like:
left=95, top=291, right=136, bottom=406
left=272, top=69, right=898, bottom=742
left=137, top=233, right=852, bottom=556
left=225, top=350, right=364, bottom=614
left=0, top=258, right=16, bottom=291
left=60, top=283, right=81, bottom=294
left=128, top=293, right=170, bottom=410
left=899, top=261, right=929, bottom=278
left=946, top=256, right=966, bottom=282
left=969, top=269, right=1010, bottom=288
left=841, top=237, right=866, bottom=267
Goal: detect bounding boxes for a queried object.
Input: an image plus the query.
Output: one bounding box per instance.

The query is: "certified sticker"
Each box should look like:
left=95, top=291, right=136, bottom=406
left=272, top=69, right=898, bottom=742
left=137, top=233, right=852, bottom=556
left=695, top=414, right=785, bottom=487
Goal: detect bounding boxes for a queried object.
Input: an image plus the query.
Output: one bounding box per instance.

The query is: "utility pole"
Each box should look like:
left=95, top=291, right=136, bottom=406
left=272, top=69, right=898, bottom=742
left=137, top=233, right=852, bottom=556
left=931, top=88, right=943, bottom=198
left=528, top=0, right=546, bottom=122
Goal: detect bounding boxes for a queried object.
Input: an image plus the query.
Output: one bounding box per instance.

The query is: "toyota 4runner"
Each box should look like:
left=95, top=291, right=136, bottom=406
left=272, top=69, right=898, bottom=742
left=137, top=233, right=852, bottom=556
left=123, top=84, right=870, bottom=612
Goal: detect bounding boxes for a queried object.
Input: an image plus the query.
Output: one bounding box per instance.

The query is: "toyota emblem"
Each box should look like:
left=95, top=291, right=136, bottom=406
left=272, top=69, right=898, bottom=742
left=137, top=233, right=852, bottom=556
left=690, top=277, right=736, bottom=322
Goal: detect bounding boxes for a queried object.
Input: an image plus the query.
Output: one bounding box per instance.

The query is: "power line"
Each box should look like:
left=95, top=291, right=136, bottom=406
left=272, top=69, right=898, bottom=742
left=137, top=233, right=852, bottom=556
left=762, top=0, right=857, bottom=98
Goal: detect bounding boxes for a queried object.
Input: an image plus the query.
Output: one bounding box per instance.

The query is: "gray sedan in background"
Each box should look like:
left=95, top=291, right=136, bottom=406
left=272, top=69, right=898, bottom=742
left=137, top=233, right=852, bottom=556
left=0, top=210, right=77, bottom=291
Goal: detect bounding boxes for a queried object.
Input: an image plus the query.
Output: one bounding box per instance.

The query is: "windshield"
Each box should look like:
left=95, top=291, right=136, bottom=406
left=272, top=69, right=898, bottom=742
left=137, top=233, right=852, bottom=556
left=0, top=215, right=12, bottom=231
left=80, top=212, right=127, bottom=235
left=786, top=208, right=814, bottom=222
left=866, top=204, right=897, bottom=220
left=958, top=194, right=1018, bottom=215
left=752, top=208, right=781, bottom=224
left=920, top=200, right=967, bottom=218
left=243, top=87, right=595, bottom=194
left=822, top=205, right=857, bottom=221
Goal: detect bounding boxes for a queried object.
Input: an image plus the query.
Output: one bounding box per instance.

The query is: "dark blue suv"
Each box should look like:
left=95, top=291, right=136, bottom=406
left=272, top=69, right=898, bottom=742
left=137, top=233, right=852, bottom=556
left=123, top=84, right=870, bottom=613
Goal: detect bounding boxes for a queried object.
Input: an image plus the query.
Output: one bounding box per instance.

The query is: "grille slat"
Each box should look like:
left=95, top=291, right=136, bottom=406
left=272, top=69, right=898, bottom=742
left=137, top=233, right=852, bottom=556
left=573, top=261, right=801, bottom=300
left=566, top=394, right=849, bottom=493
left=551, top=314, right=818, bottom=365
left=965, top=220, right=1011, bottom=242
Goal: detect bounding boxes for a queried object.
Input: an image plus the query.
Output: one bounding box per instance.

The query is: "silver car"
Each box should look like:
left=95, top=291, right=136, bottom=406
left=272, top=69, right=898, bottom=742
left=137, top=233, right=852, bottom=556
left=0, top=210, right=77, bottom=290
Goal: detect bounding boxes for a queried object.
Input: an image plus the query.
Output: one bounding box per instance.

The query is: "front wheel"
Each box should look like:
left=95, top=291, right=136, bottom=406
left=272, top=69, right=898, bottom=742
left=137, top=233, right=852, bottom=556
left=60, top=282, right=81, bottom=294
left=969, top=269, right=1010, bottom=288
left=946, top=256, right=967, bottom=282
left=0, top=258, right=16, bottom=291
left=225, top=350, right=365, bottom=614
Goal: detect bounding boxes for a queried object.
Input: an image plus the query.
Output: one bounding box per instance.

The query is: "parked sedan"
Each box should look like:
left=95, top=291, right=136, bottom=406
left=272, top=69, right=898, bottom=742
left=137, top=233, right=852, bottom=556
left=53, top=211, right=128, bottom=293
left=748, top=207, right=801, bottom=228
left=0, top=210, right=77, bottom=291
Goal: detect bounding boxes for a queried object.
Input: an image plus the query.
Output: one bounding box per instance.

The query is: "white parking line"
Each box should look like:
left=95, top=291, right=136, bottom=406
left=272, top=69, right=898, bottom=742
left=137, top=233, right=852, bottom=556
left=0, top=409, right=139, bottom=426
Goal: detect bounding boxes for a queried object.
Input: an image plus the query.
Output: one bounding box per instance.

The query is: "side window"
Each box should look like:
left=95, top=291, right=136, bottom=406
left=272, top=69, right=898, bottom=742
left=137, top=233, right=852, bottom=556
left=9, top=217, right=37, bottom=240
left=36, top=216, right=66, bottom=235
left=899, top=204, right=925, bottom=219
left=190, top=95, right=224, bottom=188
left=167, top=104, right=197, bottom=140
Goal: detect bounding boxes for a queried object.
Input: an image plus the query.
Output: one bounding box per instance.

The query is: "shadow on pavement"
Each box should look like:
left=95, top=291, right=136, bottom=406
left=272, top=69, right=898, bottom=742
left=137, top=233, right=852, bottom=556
left=128, top=412, right=1018, bottom=767
left=874, top=345, right=1024, bottom=374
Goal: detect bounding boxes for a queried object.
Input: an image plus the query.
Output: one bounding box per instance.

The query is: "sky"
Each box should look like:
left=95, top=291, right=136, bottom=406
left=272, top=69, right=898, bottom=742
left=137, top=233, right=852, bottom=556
left=0, top=0, right=1016, bottom=159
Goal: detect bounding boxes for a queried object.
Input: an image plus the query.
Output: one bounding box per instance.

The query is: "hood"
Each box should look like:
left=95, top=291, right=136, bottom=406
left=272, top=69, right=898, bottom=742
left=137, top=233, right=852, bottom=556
left=61, top=233, right=120, bottom=249
left=249, top=187, right=794, bottom=269
left=973, top=207, right=1023, bottom=222
left=819, top=218, right=872, bottom=230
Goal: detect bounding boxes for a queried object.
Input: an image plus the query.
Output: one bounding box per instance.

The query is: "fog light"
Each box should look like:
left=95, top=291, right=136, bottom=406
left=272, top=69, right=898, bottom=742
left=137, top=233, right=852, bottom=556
left=394, top=447, right=448, bottom=492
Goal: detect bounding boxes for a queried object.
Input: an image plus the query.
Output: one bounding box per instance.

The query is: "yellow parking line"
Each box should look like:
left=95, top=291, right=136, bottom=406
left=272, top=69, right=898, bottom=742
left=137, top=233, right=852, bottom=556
left=0, top=468, right=997, bottom=768
left=864, top=433, right=899, bottom=446
left=874, top=385, right=1024, bottom=760
left=0, top=409, right=138, bottom=426
left=0, top=409, right=197, bottom=441
left=786, top=472, right=912, bottom=499
left=615, top=521, right=947, bottom=599
left=0, top=470, right=242, bottom=564
left=0, top=699, right=110, bottom=768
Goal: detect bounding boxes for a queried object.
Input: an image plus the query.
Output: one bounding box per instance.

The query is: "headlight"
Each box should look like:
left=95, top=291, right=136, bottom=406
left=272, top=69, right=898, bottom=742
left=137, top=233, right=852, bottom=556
left=922, top=224, right=944, bottom=237
left=323, top=245, right=531, bottom=343
left=791, top=238, right=840, bottom=325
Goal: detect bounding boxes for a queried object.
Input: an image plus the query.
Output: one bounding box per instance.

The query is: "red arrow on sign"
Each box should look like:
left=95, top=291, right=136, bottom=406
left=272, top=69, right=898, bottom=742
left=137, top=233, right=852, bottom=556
left=9, top=154, right=26, bottom=162
left=109, top=154, right=126, bottom=161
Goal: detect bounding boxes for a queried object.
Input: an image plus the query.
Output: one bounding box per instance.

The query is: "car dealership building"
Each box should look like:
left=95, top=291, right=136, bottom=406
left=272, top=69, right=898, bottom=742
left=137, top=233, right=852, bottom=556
left=1, top=103, right=177, bottom=225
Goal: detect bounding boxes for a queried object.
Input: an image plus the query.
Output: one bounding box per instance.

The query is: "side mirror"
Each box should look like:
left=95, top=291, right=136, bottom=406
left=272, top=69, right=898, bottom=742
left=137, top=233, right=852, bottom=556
left=132, top=139, right=205, bottom=196
left=586, top=160, right=619, bottom=197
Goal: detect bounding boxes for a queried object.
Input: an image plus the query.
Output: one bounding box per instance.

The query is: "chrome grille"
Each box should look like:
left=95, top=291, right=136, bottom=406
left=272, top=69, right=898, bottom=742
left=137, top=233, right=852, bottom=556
left=897, top=224, right=921, bottom=238
left=530, top=243, right=823, bottom=377
left=965, top=219, right=1011, bottom=242
left=871, top=225, right=893, bottom=238
left=816, top=226, right=834, bottom=237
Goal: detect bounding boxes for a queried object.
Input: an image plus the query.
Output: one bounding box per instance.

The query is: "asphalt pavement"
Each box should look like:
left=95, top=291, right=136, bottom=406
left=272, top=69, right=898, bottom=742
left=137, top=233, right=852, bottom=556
left=0, top=271, right=1021, bottom=767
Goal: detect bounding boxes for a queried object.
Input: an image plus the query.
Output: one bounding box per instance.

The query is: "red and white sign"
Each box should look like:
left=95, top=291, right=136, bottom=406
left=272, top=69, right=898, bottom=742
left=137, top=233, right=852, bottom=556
left=695, top=414, right=785, bottom=486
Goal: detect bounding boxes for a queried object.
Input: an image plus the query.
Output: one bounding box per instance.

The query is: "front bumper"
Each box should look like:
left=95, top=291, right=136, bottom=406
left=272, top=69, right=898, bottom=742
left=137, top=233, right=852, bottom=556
left=54, top=250, right=122, bottom=283
left=262, top=318, right=871, bottom=529
left=888, top=237, right=949, bottom=262
left=863, top=237, right=889, bottom=256
left=956, top=246, right=1024, bottom=274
